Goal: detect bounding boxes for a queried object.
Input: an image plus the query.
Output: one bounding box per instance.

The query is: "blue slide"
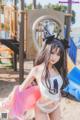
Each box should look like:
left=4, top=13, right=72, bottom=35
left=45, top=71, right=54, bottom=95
left=63, top=67, right=80, bottom=101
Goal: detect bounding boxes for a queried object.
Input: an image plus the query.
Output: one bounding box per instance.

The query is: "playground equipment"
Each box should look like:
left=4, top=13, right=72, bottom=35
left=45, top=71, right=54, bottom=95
left=32, top=16, right=62, bottom=51
left=64, top=67, right=80, bottom=101
left=1, top=7, right=65, bottom=60
left=0, top=5, right=20, bottom=69
left=0, top=43, right=13, bottom=67
left=0, top=4, right=25, bottom=52
left=1, top=5, right=17, bottom=38
left=0, top=38, right=19, bottom=69
left=66, top=36, right=80, bottom=72
left=26, top=9, right=64, bottom=59
left=68, top=37, right=80, bottom=67
left=67, top=54, right=75, bottom=72
left=0, top=4, right=76, bottom=74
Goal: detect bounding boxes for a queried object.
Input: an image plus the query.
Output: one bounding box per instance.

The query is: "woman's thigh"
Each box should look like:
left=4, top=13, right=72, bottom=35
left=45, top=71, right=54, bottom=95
left=49, top=106, right=61, bottom=120
left=35, top=105, right=49, bottom=120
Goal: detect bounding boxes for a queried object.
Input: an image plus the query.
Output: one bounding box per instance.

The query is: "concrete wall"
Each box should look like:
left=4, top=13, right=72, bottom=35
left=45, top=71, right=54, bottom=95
left=24, top=9, right=64, bottom=60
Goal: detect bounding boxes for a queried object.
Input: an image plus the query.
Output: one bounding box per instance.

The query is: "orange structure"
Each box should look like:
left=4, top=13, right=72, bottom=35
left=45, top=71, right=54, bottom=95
left=0, top=43, right=14, bottom=67
left=0, top=5, right=17, bottom=67
left=0, top=5, right=17, bottom=38
left=4, top=5, right=17, bottom=38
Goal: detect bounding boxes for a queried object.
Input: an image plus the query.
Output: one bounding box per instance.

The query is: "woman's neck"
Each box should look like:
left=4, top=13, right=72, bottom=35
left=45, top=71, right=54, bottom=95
left=48, top=63, right=53, bottom=70
left=48, top=63, right=57, bottom=75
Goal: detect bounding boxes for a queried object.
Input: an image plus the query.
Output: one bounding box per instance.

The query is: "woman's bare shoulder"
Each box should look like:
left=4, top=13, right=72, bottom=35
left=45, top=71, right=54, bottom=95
left=33, top=63, right=45, bottom=75
left=34, top=63, right=45, bottom=71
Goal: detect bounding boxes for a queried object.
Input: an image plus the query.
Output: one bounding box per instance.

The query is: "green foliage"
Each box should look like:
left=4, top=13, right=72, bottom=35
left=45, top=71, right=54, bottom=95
left=71, top=10, right=75, bottom=24
left=44, top=3, right=67, bottom=12
left=37, top=3, right=42, bottom=9
left=25, top=4, right=33, bottom=10
left=24, top=2, right=75, bottom=24
left=44, top=3, right=75, bottom=24
left=1, top=23, right=4, bottom=29
left=1, top=23, right=10, bottom=31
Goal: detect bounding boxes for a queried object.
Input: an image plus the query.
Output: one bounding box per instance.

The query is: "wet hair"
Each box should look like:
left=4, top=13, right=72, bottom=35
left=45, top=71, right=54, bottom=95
left=34, top=37, right=68, bottom=93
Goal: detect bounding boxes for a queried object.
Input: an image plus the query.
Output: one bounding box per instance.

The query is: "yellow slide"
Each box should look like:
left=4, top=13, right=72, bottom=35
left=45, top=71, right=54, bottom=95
left=67, top=54, right=75, bottom=72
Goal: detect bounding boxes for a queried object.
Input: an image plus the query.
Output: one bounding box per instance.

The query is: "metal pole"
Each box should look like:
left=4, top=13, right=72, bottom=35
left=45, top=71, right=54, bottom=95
left=32, top=0, right=37, bottom=9
left=13, top=0, right=17, bottom=38
left=13, top=0, right=17, bottom=71
left=64, top=0, right=72, bottom=85
left=65, top=0, right=72, bottom=41
left=18, top=0, right=24, bottom=83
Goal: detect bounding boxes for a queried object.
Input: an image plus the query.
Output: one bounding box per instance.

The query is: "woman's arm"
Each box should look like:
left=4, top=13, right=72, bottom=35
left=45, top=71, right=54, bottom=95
left=19, top=67, right=36, bottom=91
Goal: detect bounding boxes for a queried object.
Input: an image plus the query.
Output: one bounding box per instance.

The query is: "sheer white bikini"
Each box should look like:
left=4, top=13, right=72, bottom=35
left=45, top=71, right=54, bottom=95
left=36, top=75, right=63, bottom=113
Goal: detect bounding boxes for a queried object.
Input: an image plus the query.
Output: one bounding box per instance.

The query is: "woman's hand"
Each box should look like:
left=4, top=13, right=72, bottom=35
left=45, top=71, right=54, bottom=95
left=19, top=67, right=36, bottom=92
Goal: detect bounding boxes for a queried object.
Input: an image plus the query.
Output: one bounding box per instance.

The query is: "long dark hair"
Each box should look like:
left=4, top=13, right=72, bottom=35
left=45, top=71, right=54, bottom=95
left=34, top=38, right=66, bottom=91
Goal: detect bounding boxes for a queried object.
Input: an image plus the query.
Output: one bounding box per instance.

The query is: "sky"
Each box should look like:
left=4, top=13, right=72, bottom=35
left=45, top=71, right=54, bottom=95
left=24, top=0, right=80, bottom=28
left=6, top=0, right=80, bottom=28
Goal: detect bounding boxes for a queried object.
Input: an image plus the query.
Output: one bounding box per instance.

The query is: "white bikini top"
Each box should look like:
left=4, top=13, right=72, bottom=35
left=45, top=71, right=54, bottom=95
left=39, top=75, right=63, bottom=101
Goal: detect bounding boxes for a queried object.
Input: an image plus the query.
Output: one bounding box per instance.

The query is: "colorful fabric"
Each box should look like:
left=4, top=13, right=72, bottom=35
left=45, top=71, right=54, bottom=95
left=2, top=85, right=41, bottom=117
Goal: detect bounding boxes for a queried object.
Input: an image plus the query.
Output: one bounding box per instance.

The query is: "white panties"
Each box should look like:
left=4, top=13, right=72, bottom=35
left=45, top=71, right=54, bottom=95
left=36, top=100, right=60, bottom=113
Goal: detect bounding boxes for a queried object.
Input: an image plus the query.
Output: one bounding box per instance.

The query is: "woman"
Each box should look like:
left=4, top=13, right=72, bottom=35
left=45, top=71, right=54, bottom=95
left=0, top=35, right=67, bottom=120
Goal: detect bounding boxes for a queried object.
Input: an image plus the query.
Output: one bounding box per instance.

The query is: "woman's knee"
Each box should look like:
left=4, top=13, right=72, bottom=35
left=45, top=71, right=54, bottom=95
left=49, top=106, right=61, bottom=120
left=35, top=105, right=49, bottom=120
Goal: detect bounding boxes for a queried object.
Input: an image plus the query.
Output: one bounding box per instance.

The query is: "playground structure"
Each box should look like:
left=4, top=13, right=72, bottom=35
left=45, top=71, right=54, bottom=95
left=68, top=37, right=80, bottom=67
left=0, top=5, right=65, bottom=59
left=0, top=4, right=77, bottom=73
left=0, top=43, right=14, bottom=67
left=0, top=5, right=20, bottom=69
left=0, top=5, right=16, bottom=38
left=26, top=9, right=64, bottom=59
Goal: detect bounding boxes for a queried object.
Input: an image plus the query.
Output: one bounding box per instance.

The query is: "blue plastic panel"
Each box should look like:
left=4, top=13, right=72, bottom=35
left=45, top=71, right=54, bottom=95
left=67, top=67, right=80, bottom=85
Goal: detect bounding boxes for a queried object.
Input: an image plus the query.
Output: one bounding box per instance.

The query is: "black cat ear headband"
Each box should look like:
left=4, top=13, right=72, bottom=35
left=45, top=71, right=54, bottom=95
left=44, top=35, right=69, bottom=49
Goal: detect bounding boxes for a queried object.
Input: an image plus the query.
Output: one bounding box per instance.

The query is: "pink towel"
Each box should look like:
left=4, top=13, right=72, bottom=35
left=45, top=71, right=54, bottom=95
left=3, top=85, right=41, bottom=117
